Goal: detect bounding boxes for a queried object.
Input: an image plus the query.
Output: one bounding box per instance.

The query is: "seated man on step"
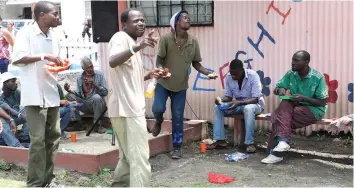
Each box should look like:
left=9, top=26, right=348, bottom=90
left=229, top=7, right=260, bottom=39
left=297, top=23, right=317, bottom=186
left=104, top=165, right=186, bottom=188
left=0, top=106, right=28, bottom=148
left=64, top=57, right=108, bottom=134
left=208, top=59, right=264, bottom=153
left=57, top=84, right=83, bottom=139
left=0, top=72, right=29, bottom=147
left=261, top=50, right=328, bottom=164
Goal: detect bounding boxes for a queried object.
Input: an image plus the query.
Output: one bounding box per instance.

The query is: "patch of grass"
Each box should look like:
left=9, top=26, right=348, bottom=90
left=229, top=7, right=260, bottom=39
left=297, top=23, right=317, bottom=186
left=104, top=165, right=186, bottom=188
left=255, top=129, right=267, bottom=136
left=316, top=132, right=327, bottom=141
left=88, top=168, right=111, bottom=187
left=0, top=159, right=11, bottom=171
left=0, top=178, right=25, bottom=187
left=55, top=170, right=68, bottom=181
left=341, top=136, right=353, bottom=148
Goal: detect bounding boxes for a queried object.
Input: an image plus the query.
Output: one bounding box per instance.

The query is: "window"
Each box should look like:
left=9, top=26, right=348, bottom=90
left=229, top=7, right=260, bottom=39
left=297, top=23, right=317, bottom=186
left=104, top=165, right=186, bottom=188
left=130, top=0, right=214, bottom=27
left=85, top=0, right=92, bottom=19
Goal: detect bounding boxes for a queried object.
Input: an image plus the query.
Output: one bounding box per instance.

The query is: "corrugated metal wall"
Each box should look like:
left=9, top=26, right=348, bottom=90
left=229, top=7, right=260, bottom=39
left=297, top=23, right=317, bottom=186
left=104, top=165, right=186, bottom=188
left=101, top=0, right=353, bottom=134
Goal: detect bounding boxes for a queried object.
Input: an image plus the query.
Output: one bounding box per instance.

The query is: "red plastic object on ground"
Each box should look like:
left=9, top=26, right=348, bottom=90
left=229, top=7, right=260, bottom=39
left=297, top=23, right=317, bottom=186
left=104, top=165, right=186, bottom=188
left=208, top=172, right=235, bottom=184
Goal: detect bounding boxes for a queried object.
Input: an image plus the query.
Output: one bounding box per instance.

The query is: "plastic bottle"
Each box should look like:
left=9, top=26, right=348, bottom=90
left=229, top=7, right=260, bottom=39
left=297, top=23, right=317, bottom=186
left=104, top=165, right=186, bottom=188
left=145, top=78, right=157, bottom=98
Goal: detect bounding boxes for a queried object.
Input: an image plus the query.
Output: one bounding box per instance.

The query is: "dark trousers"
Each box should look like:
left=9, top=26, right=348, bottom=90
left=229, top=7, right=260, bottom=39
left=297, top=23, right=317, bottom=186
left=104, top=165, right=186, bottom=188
left=267, top=100, right=317, bottom=153
left=152, top=83, right=186, bottom=149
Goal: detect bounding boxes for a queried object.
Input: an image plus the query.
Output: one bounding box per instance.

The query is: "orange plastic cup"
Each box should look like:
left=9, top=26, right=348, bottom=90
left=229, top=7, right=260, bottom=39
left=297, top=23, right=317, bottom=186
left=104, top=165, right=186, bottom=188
left=200, top=142, right=206, bottom=153
left=71, top=133, right=77, bottom=142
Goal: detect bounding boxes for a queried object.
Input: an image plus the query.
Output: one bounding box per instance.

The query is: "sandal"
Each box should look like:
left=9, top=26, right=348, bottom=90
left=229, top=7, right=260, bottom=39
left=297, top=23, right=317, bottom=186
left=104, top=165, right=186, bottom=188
left=246, top=144, right=256, bottom=153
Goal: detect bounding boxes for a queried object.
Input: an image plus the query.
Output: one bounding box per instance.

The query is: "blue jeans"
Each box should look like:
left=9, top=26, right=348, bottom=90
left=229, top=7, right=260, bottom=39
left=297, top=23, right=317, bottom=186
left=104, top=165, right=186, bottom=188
left=213, top=103, right=262, bottom=145
left=60, top=107, right=72, bottom=136
left=0, top=58, right=9, bottom=73
left=152, top=83, right=186, bottom=149
left=15, top=108, right=30, bottom=142
left=0, top=119, right=24, bottom=147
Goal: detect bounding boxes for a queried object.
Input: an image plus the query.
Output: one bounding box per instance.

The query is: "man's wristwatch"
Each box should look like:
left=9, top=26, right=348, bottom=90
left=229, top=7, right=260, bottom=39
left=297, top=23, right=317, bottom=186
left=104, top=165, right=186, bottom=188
left=41, top=54, right=45, bottom=61
left=9, top=118, right=14, bottom=123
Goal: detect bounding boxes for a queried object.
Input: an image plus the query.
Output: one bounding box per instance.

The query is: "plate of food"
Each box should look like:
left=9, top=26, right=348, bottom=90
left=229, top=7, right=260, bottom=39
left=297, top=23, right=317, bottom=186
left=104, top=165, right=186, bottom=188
left=44, top=59, right=71, bottom=73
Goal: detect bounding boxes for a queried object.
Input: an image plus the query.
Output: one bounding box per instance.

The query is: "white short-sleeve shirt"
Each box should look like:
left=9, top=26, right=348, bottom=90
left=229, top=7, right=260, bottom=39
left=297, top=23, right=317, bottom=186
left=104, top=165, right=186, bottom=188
left=107, top=31, right=145, bottom=117
left=12, top=22, right=60, bottom=108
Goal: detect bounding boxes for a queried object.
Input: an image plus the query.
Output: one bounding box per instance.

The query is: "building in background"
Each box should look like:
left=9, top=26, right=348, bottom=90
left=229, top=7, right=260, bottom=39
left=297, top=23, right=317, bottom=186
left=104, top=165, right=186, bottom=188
left=96, top=0, right=353, bottom=136
left=4, top=0, right=91, bottom=38
left=4, top=0, right=98, bottom=75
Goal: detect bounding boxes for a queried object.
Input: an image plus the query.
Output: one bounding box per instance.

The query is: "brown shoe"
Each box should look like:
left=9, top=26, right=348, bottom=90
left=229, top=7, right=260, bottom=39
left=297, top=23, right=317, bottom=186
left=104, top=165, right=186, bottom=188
left=206, top=140, right=228, bottom=150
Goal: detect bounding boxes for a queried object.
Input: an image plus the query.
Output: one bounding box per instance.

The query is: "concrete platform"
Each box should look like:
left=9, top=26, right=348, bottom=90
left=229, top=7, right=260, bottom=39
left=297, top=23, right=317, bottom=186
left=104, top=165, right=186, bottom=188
left=0, top=120, right=208, bottom=174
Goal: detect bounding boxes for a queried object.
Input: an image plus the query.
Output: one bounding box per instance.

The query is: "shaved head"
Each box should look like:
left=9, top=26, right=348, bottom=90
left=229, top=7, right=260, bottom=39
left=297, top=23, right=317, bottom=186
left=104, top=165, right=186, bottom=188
left=294, top=50, right=310, bottom=63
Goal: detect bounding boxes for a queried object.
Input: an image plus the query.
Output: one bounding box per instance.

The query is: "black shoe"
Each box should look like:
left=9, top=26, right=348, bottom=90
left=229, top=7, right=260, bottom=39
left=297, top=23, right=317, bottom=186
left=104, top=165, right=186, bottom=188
left=95, top=126, right=107, bottom=134
left=152, top=121, right=162, bottom=137
left=171, top=149, right=182, bottom=159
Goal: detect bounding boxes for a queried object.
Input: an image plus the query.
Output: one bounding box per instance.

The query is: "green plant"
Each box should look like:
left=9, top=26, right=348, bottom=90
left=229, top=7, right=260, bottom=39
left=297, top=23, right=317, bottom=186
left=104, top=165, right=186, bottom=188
left=341, top=136, right=353, bottom=147
left=256, top=129, right=267, bottom=136
left=315, top=132, right=327, bottom=141
left=0, top=159, right=11, bottom=171
left=88, top=168, right=111, bottom=187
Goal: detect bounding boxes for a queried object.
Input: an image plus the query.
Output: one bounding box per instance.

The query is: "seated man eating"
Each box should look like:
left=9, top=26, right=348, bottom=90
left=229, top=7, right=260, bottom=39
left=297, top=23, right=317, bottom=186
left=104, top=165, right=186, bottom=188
left=209, top=59, right=264, bottom=153
left=57, top=84, right=83, bottom=139
left=65, top=57, right=108, bottom=134
left=262, top=50, right=328, bottom=164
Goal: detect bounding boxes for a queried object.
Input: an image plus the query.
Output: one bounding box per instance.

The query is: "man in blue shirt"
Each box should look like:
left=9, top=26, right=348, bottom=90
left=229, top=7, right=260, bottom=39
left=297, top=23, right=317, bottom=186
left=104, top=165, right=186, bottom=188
left=209, top=59, right=264, bottom=153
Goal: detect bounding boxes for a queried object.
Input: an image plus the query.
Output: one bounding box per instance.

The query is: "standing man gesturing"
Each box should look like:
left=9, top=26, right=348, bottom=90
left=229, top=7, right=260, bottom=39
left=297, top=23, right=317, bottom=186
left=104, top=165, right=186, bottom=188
left=108, top=8, right=164, bottom=187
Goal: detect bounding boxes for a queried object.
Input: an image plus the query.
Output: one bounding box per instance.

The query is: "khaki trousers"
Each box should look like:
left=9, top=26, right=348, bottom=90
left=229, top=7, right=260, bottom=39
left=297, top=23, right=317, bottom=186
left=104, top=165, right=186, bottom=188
left=110, top=116, right=151, bottom=187
left=25, top=106, right=60, bottom=187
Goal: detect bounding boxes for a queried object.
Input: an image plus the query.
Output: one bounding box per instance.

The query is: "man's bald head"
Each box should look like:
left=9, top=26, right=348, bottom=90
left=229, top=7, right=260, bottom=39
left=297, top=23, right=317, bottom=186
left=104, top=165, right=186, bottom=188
left=291, top=50, right=310, bottom=72
left=294, top=50, right=310, bottom=63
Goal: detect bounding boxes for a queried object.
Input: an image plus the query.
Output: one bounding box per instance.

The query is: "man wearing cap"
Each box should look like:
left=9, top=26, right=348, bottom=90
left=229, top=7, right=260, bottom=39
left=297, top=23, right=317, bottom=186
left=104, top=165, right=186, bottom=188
left=151, top=10, right=217, bottom=159
left=0, top=72, right=30, bottom=147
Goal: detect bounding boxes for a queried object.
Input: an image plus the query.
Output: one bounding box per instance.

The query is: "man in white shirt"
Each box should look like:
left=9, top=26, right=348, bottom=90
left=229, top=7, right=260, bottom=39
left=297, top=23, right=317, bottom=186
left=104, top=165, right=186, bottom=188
left=12, top=1, right=63, bottom=187
left=108, top=8, right=165, bottom=187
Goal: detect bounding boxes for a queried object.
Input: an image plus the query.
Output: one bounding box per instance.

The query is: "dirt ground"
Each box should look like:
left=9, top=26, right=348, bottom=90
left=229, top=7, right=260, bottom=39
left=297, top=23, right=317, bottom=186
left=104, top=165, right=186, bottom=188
left=0, top=131, right=352, bottom=187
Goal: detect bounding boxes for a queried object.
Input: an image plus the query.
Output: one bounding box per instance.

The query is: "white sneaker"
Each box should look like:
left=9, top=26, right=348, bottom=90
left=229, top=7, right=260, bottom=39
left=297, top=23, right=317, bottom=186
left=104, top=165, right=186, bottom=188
left=261, top=154, right=283, bottom=164
left=273, top=141, right=290, bottom=152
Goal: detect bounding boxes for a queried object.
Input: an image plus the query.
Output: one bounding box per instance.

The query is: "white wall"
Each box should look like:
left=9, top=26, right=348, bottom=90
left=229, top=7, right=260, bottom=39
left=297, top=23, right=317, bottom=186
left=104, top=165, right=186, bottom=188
left=60, top=0, right=86, bottom=38
left=3, top=4, right=31, bottom=19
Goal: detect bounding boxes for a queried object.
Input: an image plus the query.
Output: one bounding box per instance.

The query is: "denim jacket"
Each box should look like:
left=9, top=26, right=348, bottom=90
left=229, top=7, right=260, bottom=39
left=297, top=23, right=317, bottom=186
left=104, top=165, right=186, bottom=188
left=76, top=70, right=108, bottom=99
